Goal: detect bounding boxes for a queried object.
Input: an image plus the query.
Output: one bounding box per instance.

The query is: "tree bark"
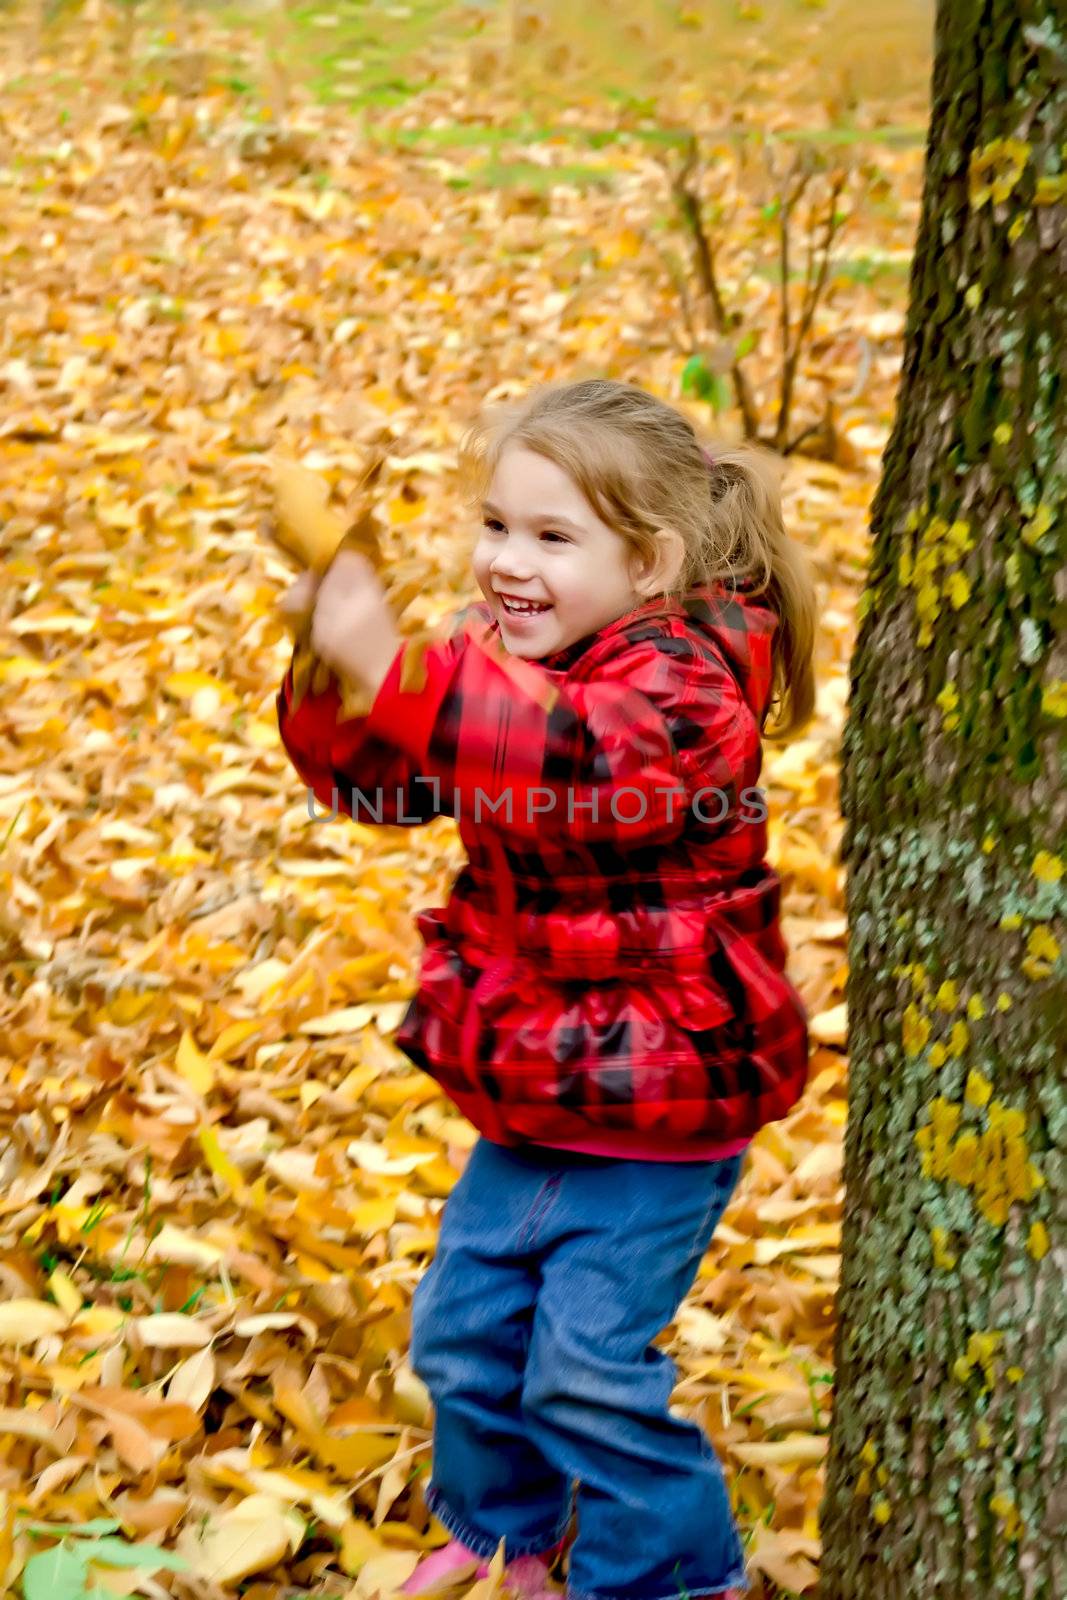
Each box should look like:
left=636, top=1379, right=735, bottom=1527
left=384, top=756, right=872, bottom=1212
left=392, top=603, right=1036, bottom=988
left=820, top=3, right=1065, bottom=1598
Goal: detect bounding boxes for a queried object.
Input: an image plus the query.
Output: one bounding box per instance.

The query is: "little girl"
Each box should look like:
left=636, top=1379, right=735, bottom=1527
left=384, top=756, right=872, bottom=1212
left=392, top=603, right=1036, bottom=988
left=277, top=379, right=817, bottom=1600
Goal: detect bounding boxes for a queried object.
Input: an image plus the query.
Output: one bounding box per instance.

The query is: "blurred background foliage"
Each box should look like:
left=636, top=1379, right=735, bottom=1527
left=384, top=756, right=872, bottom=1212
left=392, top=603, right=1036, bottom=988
left=2, top=0, right=935, bottom=453
left=9, top=0, right=934, bottom=126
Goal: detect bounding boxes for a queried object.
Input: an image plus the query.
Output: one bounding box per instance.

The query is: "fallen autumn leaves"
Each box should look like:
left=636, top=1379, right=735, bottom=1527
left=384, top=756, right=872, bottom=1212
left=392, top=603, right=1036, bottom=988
left=0, top=3, right=924, bottom=1595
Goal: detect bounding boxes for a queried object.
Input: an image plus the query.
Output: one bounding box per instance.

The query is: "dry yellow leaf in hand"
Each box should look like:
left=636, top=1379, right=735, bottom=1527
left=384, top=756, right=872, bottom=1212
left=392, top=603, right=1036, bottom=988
left=399, top=631, right=434, bottom=694
left=272, top=460, right=385, bottom=574
left=271, top=459, right=348, bottom=572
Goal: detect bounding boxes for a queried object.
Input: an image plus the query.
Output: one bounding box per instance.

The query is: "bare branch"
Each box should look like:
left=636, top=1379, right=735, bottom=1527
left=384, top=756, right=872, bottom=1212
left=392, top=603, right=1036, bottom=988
left=776, top=168, right=849, bottom=450
left=774, top=158, right=813, bottom=448
left=670, top=134, right=760, bottom=438
left=652, top=239, right=699, bottom=353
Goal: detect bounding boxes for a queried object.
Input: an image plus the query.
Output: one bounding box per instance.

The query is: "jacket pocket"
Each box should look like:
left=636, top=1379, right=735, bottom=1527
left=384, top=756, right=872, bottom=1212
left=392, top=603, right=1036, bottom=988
left=480, top=969, right=746, bottom=1117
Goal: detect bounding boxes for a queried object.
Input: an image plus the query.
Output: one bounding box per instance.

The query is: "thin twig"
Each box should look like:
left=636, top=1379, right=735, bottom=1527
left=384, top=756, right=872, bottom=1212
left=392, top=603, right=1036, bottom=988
left=777, top=169, right=848, bottom=450
left=773, top=159, right=814, bottom=449
left=651, top=239, right=699, bottom=352
left=670, top=134, right=760, bottom=439
left=350, top=1436, right=432, bottom=1493
left=782, top=419, right=825, bottom=457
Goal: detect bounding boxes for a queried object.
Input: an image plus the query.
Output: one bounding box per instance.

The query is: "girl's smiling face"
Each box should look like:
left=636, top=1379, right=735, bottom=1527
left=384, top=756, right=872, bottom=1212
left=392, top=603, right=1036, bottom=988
left=473, top=445, right=665, bottom=660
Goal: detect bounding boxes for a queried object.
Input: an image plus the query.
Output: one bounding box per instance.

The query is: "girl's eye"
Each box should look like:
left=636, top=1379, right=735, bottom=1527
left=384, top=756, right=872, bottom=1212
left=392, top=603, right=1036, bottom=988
left=481, top=519, right=568, bottom=544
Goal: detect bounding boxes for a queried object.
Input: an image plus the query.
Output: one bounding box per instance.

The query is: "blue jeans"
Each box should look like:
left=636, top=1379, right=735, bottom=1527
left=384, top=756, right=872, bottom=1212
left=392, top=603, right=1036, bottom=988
left=410, top=1138, right=749, bottom=1600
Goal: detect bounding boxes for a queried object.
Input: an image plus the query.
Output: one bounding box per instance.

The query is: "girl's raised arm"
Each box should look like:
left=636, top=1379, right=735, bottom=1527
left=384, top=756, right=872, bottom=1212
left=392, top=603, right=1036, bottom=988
left=275, top=601, right=490, bottom=827
left=360, top=619, right=753, bottom=847
left=277, top=653, right=446, bottom=827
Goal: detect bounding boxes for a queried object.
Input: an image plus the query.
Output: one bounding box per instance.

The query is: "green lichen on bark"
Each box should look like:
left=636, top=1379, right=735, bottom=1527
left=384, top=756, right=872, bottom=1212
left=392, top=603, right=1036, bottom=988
left=820, top=2, right=1066, bottom=1597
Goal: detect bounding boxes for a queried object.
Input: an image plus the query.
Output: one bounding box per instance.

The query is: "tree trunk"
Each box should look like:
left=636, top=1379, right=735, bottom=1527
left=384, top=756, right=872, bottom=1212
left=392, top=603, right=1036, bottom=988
left=820, top=2, right=1065, bottom=1598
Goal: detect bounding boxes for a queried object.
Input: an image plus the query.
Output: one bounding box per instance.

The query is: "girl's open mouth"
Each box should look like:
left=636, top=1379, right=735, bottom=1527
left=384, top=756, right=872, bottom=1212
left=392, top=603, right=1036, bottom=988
left=500, top=597, right=552, bottom=617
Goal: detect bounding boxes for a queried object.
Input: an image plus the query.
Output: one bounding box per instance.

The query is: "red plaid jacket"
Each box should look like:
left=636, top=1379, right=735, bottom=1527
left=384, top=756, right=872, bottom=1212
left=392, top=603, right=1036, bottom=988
left=276, top=580, right=810, bottom=1156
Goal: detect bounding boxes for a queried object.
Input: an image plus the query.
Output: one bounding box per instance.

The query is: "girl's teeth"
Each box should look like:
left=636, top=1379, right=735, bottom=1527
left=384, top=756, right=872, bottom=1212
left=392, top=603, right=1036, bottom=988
left=503, top=599, right=549, bottom=614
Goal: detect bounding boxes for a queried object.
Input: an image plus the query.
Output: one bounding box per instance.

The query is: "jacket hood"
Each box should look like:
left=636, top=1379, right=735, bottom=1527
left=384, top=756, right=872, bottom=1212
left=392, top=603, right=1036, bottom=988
left=681, top=579, right=779, bottom=727
left=521, top=578, right=779, bottom=727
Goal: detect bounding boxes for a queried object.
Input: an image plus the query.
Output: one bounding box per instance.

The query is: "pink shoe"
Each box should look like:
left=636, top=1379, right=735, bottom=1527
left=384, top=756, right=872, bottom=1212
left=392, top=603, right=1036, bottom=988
left=496, top=1554, right=561, bottom=1597
left=401, top=1539, right=483, bottom=1594
left=401, top=1537, right=563, bottom=1596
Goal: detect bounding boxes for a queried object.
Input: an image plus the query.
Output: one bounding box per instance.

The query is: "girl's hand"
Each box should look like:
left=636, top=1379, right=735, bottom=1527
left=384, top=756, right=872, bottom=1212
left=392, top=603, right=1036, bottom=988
left=279, top=569, right=320, bottom=621
left=307, top=549, right=402, bottom=699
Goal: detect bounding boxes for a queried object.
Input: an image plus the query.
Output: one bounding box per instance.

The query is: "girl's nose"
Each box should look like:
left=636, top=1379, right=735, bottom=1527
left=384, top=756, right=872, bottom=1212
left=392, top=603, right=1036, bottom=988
left=490, top=556, right=535, bottom=580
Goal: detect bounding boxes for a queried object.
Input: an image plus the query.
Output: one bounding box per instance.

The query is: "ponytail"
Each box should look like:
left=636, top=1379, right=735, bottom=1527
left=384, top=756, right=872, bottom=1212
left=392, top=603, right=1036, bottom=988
left=685, top=437, right=818, bottom=741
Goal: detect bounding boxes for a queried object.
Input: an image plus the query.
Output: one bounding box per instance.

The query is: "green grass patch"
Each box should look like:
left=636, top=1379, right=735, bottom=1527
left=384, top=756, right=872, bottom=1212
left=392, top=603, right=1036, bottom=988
left=466, top=159, right=618, bottom=193
left=833, top=252, right=913, bottom=282
left=373, top=122, right=691, bottom=152
left=315, top=74, right=431, bottom=108
left=370, top=120, right=922, bottom=156
left=774, top=123, right=925, bottom=147
left=747, top=251, right=912, bottom=286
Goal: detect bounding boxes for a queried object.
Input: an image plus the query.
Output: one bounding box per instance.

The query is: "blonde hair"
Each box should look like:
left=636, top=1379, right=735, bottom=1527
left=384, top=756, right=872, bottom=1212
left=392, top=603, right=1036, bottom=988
left=456, top=377, right=817, bottom=740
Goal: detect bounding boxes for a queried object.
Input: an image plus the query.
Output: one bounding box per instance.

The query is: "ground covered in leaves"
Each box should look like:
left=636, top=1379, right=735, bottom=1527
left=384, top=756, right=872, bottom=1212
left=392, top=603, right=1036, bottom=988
left=0, top=3, right=928, bottom=1595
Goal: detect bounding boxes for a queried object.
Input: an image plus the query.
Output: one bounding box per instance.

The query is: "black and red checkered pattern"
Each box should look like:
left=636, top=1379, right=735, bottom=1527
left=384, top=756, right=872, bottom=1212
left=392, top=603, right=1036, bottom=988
left=277, top=579, right=810, bottom=1154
